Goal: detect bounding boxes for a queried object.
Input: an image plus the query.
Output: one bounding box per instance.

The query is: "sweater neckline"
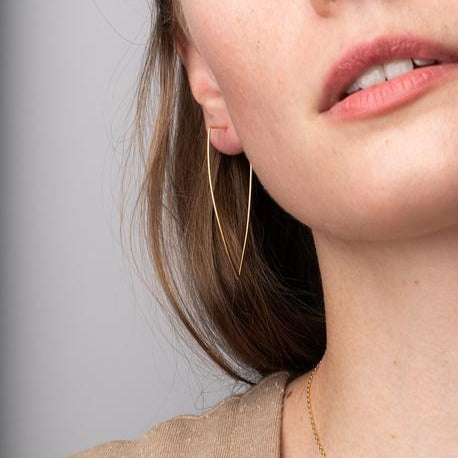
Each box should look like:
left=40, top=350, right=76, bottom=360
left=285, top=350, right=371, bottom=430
left=228, top=370, right=294, bottom=458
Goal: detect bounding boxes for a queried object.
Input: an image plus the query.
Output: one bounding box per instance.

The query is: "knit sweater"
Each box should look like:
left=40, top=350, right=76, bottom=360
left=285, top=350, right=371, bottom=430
left=67, top=370, right=292, bottom=458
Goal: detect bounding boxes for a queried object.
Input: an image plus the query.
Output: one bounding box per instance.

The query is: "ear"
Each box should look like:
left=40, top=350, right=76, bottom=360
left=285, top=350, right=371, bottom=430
left=176, top=37, right=243, bottom=155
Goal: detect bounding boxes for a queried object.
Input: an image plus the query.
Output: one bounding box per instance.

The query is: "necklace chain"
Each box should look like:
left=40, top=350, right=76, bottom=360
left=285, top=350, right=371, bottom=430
left=306, top=359, right=328, bottom=457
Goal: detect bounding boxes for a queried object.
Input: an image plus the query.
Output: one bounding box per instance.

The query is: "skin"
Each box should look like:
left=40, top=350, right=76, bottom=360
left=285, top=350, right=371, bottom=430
left=176, top=1, right=458, bottom=456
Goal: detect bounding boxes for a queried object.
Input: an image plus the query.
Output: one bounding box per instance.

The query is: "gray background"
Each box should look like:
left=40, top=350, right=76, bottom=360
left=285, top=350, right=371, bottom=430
left=1, top=2, right=243, bottom=457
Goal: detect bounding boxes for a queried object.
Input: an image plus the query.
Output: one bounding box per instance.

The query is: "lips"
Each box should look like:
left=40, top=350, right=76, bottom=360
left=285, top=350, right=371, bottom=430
left=318, top=34, right=458, bottom=114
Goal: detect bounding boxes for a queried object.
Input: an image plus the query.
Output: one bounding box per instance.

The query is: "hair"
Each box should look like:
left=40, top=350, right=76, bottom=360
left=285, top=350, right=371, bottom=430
left=122, top=0, right=326, bottom=386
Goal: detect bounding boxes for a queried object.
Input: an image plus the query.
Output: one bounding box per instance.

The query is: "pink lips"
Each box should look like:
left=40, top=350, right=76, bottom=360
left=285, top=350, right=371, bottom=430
left=318, top=34, right=458, bottom=121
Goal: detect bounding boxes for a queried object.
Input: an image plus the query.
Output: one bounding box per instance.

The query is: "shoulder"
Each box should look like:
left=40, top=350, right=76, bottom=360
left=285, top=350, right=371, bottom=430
left=67, top=370, right=292, bottom=458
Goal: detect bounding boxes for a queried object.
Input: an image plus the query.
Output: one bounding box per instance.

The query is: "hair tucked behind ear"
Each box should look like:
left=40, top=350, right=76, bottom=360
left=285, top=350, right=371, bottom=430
left=122, top=0, right=326, bottom=385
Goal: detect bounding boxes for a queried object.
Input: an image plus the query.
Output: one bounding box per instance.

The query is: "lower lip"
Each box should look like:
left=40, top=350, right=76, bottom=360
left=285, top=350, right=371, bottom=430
left=323, top=63, right=458, bottom=121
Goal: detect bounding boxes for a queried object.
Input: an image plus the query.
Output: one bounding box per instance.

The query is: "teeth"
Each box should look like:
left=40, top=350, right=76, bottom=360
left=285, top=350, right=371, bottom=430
left=345, top=81, right=360, bottom=95
left=383, top=58, right=414, bottom=81
left=344, top=57, right=438, bottom=95
left=413, top=58, right=436, bottom=66
left=355, top=64, right=386, bottom=90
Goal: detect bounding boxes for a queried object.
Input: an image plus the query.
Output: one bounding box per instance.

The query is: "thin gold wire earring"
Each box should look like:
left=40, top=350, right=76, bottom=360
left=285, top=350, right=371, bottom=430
left=206, top=126, right=253, bottom=278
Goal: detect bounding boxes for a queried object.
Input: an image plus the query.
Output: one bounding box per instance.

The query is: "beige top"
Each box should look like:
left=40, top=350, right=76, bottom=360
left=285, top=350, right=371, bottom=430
left=67, top=370, right=292, bottom=458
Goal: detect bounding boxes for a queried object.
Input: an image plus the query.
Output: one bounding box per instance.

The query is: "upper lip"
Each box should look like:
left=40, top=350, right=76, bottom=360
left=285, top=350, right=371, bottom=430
left=318, top=33, right=458, bottom=113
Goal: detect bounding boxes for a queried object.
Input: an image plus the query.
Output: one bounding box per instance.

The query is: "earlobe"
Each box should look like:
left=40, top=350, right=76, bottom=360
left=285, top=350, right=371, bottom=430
left=176, top=39, right=243, bottom=155
left=206, top=121, right=244, bottom=155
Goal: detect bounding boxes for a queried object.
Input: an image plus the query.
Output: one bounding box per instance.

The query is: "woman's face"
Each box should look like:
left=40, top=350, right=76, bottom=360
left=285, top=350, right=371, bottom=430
left=178, top=0, right=458, bottom=241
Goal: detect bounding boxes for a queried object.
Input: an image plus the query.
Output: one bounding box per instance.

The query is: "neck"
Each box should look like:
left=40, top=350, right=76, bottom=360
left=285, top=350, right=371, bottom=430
left=308, top=224, right=458, bottom=457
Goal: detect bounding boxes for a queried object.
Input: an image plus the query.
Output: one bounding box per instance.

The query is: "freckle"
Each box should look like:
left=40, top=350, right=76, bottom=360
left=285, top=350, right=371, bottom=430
left=393, top=359, right=399, bottom=365
left=390, top=433, right=397, bottom=439
left=414, top=279, right=419, bottom=284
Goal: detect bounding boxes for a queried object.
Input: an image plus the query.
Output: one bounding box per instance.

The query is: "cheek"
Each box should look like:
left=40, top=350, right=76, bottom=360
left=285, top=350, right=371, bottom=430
left=181, top=0, right=321, bottom=130
left=185, top=3, right=325, bottom=206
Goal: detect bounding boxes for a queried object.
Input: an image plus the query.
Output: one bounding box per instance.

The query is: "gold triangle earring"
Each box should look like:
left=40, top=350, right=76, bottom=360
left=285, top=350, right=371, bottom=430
left=206, top=126, right=253, bottom=278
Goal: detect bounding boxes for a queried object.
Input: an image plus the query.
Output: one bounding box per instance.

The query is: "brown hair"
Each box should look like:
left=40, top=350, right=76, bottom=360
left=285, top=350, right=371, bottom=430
left=122, top=0, right=326, bottom=385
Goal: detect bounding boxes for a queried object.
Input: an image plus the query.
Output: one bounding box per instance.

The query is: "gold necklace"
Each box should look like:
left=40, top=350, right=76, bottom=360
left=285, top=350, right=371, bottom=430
left=306, top=359, right=328, bottom=457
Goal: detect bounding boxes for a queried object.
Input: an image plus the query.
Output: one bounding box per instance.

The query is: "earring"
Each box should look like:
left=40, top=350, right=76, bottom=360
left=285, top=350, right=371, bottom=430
left=206, top=126, right=253, bottom=278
